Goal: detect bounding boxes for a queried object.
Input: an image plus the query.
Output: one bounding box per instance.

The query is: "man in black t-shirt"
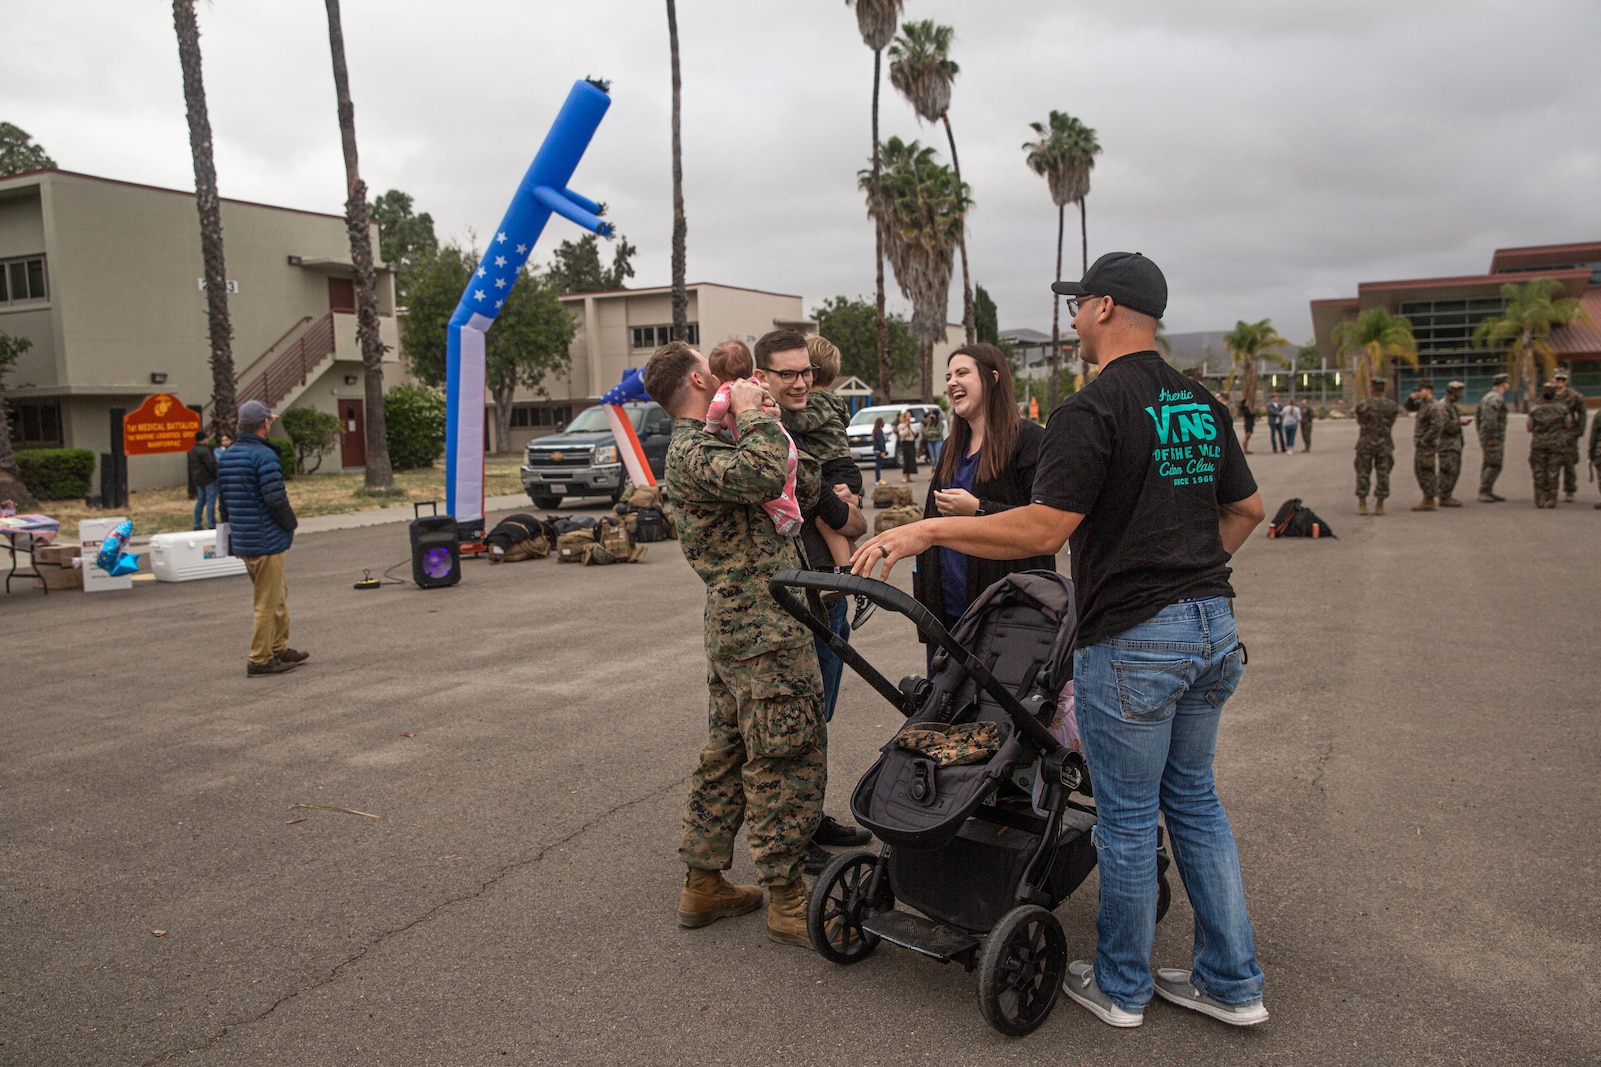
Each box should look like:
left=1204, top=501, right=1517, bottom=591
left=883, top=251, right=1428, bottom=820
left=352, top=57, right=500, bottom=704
left=853, top=252, right=1268, bottom=1030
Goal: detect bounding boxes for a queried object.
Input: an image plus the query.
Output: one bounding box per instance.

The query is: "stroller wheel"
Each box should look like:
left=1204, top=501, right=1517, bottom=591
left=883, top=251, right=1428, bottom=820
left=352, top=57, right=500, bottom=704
left=807, top=850, right=885, bottom=964
left=1156, top=870, right=1173, bottom=924
left=976, top=905, right=1067, bottom=1037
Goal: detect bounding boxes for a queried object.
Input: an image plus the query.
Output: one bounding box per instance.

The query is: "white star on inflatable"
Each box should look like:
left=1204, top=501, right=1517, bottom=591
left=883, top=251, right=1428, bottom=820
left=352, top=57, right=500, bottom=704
left=516, top=244, right=528, bottom=254
left=495, top=300, right=505, bottom=310
left=476, top=267, right=487, bottom=278
left=496, top=232, right=508, bottom=244
left=495, top=256, right=507, bottom=267
left=495, top=277, right=508, bottom=289
left=474, top=289, right=486, bottom=301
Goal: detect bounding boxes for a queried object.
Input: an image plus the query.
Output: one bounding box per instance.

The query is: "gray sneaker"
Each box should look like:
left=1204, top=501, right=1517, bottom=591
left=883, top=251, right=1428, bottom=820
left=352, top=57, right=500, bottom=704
left=1153, top=968, right=1269, bottom=1026
left=1061, top=960, right=1143, bottom=1028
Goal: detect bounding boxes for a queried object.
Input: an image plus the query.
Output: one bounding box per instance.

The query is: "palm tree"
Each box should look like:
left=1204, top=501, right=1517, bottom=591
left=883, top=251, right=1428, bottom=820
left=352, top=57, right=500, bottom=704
left=1222, top=318, right=1291, bottom=411
left=1023, top=111, right=1100, bottom=404
left=889, top=19, right=973, bottom=346
left=1472, top=277, right=1593, bottom=409
left=1332, top=307, right=1418, bottom=398
left=323, top=0, right=394, bottom=491
left=172, top=0, right=236, bottom=441
left=846, top=0, right=905, bottom=397
left=859, top=138, right=968, bottom=401
left=666, top=0, right=688, bottom=342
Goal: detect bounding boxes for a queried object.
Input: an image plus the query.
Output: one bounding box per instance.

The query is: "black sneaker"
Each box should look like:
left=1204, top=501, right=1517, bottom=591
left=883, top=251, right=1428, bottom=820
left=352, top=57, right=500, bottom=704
left=814, top=813, right=871, bottom=847
left=851, top=594, right=876, bottom=630
left=275, top=648, right=310, bottom=664
left=246, top=658, right=297, bottom=677
left=802, top=841, right=833, bottom=876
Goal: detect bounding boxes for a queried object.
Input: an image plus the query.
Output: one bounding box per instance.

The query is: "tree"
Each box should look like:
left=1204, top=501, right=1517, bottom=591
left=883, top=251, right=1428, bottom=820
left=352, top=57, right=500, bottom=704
left=812, top=295, right=919, bottom=390
left=1332, top=307, right=1419, bottom=399
left=397, top=244, right=473, bottom=383
left=1023, top=110, right=1101, bottom=405
left=0, top=330, right=37, bottom=508
left=1222, top=318, right=1291, bottom=410
left=846, top=0, right=905, bottom=398
left=278, top=407, right=342, bottom=474
left=323, top=0, right=394, bottom=492
left=368, top=188, right=437, bottom=303
left=546, top=233, right=637, bottom=295
left=666, top=0, right=689, bottom=341
left=0, top=123, right=55, bottom=178
left=172, top=1, right=237, bottom=442
left=1472, top=277, right=1593, bottom=409
left=484, top=270, right=576, bottom=454
left=859, top=137, right=968, bottom=401
left=974, top=284, right=999, bottom=345
left=889, top=19, right=974, bottom=346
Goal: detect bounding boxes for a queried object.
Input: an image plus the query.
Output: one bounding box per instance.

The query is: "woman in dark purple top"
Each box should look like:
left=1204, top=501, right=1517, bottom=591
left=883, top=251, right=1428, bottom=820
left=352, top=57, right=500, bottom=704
left=912, top=344, right=1054, bottom=655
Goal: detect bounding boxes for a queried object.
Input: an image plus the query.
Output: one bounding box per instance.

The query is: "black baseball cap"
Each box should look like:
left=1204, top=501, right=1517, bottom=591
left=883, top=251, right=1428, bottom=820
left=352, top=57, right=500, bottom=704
left=1051, top=252, right=1168, bottom=319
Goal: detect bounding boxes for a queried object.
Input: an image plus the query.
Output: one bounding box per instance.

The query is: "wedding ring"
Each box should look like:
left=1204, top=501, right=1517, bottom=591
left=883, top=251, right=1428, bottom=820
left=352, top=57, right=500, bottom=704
left=879, top=544, right=890, bottom=558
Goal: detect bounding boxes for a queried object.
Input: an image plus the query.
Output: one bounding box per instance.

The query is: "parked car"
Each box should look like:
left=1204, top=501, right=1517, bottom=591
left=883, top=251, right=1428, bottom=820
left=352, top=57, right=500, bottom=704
left=845, top=403, right=940, bottom=464
left=520, top=402, right=671, bottom=509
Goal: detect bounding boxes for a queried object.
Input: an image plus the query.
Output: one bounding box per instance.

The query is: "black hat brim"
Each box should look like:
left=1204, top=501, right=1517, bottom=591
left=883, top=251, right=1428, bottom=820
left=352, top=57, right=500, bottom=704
left=1050, top=280, right=1089, bottom=297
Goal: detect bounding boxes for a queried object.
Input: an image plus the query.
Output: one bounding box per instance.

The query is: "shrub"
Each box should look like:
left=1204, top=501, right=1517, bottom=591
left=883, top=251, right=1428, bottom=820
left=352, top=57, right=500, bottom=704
left=268, top=436, right=298, bottom=481
left=15, top=448, right=96, bottom=500
left=385, top=383, right=447, bottom=469
left=278, top=407, right=342, bottom=474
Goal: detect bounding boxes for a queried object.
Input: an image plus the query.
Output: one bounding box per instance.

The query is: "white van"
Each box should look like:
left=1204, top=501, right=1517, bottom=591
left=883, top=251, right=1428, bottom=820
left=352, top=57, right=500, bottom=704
left=845, top=403, right=941, bottom=464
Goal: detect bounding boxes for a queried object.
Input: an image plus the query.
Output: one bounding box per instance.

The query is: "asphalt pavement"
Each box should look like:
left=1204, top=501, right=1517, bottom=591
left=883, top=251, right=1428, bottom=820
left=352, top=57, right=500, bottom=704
left=2, top=418, right=1597, bottom=1066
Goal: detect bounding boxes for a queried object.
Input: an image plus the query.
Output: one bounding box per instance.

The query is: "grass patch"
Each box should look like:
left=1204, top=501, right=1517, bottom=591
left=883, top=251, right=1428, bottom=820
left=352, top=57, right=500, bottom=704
left=37, top=460, right=527, bottom=539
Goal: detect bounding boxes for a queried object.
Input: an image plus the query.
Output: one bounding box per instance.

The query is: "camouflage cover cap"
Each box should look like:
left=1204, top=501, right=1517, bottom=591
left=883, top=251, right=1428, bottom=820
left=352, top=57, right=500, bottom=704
left=1492, top=373, right=1510, bottom=385
left=1447, top=380, right=1465, bottom=393
left=1554, top=368, right=1570, bottom=380
left=1417, top=380, right=1434, bottom=390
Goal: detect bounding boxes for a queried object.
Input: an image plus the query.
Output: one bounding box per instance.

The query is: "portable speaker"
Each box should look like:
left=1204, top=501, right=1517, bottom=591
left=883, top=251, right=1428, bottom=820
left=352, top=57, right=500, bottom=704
left=410, top=515, right=461, bottom=588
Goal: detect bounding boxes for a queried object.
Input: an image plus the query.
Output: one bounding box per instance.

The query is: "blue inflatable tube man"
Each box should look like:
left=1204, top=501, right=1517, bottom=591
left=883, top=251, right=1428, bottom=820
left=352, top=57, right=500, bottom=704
left=445, top=78, right=613, bottom=527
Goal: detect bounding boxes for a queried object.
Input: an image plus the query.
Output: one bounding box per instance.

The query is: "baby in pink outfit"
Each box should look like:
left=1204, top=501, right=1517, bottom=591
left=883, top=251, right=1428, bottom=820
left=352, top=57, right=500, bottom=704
left=704, top=379, right=803, bottom=537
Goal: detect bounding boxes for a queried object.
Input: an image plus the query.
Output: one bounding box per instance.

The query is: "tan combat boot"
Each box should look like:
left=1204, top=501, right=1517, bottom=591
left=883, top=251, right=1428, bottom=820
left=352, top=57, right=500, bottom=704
left=1374, top=500, right=1385, bottom=515
left=766, top=879, right=810, bottom=947
left=1439, top=497, right=1462, bottom=507
left=677, top=868, right=763, bottom=928
left=1411, top=498, right=1436, bottom=511
left=1357, top=497, right=1368, bottom=515
left=1478, top=493, right=1497, bottom=503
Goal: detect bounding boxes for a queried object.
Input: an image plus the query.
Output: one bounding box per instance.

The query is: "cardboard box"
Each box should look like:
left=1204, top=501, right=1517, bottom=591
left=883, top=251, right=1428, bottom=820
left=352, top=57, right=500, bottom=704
left=32, top=561, right=84, bottom=591
left=34, top=542, right=80, bottom=566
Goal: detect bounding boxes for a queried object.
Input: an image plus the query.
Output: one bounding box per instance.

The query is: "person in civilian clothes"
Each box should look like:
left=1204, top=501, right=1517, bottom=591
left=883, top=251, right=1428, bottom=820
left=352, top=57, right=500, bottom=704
left=854, top=252, right=1269, bottom=1029
left=188, top=431, right=219, bottom=530
left=911, top=343, right=1054, bottom=671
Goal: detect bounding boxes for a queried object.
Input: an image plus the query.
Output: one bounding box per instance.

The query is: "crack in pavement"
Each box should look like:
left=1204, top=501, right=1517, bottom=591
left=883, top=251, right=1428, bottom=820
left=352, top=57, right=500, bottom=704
left=143, top=771, right=692, bottom=1066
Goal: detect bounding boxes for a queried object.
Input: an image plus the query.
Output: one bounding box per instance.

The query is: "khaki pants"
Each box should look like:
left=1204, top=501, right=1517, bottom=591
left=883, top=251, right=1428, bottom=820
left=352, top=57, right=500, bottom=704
left=243, top=553, right=290, bottom=666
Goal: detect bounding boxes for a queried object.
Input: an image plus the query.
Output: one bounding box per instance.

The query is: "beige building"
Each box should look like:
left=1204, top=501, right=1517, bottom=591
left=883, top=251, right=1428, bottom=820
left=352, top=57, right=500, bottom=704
left=0, top=168, right=398, bottom=491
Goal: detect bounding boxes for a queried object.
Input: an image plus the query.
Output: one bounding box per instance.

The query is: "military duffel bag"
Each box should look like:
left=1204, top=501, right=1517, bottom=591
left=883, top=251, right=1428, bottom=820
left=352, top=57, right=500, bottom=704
left=872, top=484, right=914, bottom=508
left=873, top=504, right=923, bottom=534
left=556, top=528, right=597, bottom=562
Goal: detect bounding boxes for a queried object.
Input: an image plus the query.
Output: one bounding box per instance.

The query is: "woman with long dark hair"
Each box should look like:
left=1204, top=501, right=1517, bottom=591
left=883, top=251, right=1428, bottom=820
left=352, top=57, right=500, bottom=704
left=913, top=344, right=1055, bottom=652
left=872, top=416, right=888, bottom=484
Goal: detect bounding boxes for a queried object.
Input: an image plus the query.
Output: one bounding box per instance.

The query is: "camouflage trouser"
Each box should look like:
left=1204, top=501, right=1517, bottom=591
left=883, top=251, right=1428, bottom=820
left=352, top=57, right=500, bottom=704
left=1354, top=446, right=1394, bottom=500
left=1478, top=439, right=1504, bottom=495
left=1531, top=446, right=1565, bottom=505
left=680, top=644, right=826, bottom=887
left=1437, top=448, right=1462, bottom=499
left=1561, top=439, right=1580, bottom=494
left=1414, top=446, right=1438, bottom=500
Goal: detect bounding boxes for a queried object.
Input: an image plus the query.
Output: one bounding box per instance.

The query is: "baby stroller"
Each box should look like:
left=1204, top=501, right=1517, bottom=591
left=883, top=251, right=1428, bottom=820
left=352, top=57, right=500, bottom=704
left=769, top=569, right=1172, bottom=1036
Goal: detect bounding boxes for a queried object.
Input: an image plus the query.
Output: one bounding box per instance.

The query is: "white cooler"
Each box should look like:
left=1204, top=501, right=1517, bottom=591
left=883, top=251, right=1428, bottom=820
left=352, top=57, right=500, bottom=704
left=149, top=530, right=248, bottom=582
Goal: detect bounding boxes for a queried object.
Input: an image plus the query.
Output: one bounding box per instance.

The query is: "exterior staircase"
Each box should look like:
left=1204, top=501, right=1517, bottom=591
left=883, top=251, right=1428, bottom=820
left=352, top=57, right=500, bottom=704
left=234, top=312, right=339, bottom=412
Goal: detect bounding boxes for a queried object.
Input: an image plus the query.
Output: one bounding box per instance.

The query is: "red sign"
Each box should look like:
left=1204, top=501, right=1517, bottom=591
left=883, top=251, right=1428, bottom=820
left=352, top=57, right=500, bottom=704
left=123, top=393, right=202, bottom=456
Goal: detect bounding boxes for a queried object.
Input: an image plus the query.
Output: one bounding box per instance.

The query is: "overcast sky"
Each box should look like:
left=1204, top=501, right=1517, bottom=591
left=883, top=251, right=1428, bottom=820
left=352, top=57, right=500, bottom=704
left=5, top=0, right=1599, bottom=341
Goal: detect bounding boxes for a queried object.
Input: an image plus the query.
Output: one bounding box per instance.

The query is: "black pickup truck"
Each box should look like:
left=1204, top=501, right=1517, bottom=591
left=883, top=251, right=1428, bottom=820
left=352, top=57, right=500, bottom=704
left=520, top=401, right=672, bottom=509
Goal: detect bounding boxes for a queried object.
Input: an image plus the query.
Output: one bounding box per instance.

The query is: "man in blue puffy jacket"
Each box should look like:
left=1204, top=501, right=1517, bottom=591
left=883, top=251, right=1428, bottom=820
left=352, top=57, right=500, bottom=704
left=217, top=400, right=307, bottom=676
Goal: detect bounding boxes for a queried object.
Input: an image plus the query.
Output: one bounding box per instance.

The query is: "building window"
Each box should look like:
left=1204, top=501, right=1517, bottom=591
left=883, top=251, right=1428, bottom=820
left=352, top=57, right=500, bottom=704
left=7, top=400, right=62, bottom=447
left=0, top=256, right=49, bottom=305
left=631, top=323, right=699, bottom=349
left=509, top=403, right=575, bottom=429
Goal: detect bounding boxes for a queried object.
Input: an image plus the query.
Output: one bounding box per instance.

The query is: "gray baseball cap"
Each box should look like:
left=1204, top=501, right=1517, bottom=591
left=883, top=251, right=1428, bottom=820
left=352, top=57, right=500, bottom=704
left=238, top=399, right=273, bottom=423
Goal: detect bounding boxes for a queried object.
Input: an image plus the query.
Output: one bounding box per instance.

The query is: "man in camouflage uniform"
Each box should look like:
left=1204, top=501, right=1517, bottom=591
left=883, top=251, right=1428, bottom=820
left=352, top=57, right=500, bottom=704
left=1476, top=372, right=1511, bottom=502
left=644, top=340, right=828, bottom=946
left=1434, top=381, right=1470, bottom=507
left=1589, top=407, right=1601, bottom=509
left=1353, top=378, right=1399, bottom=515
left=1526, top=383, right=1571, bottom=508
left=1553, top=368, right=1586, bottom=502
left=1406, top=380, right=1441, bottom=511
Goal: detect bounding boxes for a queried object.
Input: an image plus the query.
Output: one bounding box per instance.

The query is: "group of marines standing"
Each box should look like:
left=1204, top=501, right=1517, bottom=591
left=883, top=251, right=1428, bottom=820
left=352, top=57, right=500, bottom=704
left=1353, top=368, right=1598, bottom=512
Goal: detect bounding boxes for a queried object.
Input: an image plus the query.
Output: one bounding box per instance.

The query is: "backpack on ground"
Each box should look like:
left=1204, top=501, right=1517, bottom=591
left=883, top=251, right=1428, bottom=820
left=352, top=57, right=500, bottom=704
left=485, top=514, right=552, bottom=563
left=873, top=484, right=914, bottom=508
left=632, top=506, right=668, bottom=543
left=1269, top=498, right=1336, bottom=539
left=874, top=504, right=923, bottom=534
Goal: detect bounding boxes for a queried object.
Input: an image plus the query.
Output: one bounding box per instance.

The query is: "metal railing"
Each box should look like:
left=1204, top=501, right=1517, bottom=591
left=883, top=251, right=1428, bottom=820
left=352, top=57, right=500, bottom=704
left=236, top=312, right=337, bottom=408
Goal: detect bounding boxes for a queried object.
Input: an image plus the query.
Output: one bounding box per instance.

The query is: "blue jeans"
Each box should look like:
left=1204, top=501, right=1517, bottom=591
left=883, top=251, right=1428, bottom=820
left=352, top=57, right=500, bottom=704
left=873, top=450, right=886, bottom=483
left=814, top=596, right=850, bottom=723
left=193, top=482, right=217, bottom=529
left=926, top=439, right=943, bottom=467
left=1284, top=425, right=1298, bottom=450
left=1074, top=597, right=1263, bottom=1011
left=1268, top=422, right=1284, bottom=452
